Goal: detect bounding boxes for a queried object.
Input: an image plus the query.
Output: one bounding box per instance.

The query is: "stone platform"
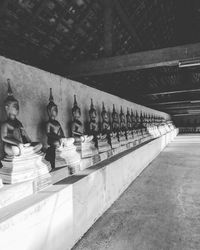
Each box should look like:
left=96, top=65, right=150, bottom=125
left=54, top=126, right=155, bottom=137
left=0, top=129, right=178, bottom=250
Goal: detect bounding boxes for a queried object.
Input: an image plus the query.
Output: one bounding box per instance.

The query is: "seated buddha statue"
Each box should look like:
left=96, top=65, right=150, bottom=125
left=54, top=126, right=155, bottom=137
left=135, top=111, right=142, bottom=139
left=154, top=115, right=161, bottom=137
left=139, top=112, right=145, bottom=135
left=1, top=79, right=41, bottom=157
left=149, top=115, right=155, bottom=138
left=99, top=102, right=112, bottom=153
left=143, top=113, right=152, bottom=140
left=119, top=106, right=128, bottom=145
left=71, top=95, right=96, bottom=158
left=71, top=95, right=84, bottom=144
left=0, top=79, right=51, bottom=184
left=46, top=88, right=65, bottom=149
left=111, top=104, right=121, bottom=149
left=45, top=88, right=80, bottom=170
left=88, top=99, right=99, bottom=148
left=146, top=114, right=153, bottom=137
left=131, top=109, right=137, bottom=134
left=126, top=108, right=134, bottom=142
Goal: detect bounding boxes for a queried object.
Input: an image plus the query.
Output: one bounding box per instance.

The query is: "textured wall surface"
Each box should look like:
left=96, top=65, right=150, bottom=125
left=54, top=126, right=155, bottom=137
left=0, top=55, right=169, bottom=157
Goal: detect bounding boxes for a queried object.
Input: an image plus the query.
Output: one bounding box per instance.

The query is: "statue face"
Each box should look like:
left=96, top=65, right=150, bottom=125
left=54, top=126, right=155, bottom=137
left=127, top=115, right=131, bottom=123
left=90, top=110, right=96, bottom=121
left=121, top=115, right=125, bottom=123
left=73, top=109, right=81, bottom=120
left=102, top=112, right=109, bottom=122
left=113, top=113, right=118, bottom=122
left=5, top=101, right=19, bottom=120
left=50, top=106, right=58, bottom=119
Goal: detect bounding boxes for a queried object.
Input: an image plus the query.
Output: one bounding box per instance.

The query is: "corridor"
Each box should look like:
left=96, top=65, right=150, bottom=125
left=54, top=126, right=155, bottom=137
left=73, top=135, right=200, bottom=250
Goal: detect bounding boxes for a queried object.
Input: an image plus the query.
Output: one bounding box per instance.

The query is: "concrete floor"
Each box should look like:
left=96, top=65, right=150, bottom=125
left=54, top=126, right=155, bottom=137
left=72, top=135, right=200, bottom=250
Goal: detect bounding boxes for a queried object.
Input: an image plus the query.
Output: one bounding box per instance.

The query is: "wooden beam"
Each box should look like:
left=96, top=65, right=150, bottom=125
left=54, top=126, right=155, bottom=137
left=144, top=87, right=200, bottom=97
left=68, top=43, right=200, bottom=77
left=149, top=100, right=200, bottom=106
left=173, top=113, right=200, bottom=117
left=104, top=0, right=113, bottom=56
left=161, top=105, right=200, bottom=110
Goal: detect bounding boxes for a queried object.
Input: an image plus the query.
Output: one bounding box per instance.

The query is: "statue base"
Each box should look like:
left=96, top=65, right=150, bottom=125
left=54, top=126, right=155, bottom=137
left=111, top=137, right=120, bottom=149
left=0, top=144, right=51, bottom=184
left=54, top=138, right=81, bottom=171
left=120, top=135, right=128, bottom=146
left=81, top=141, right=98, bottom=158
left=127, top=133, right=134, bottom=144
left=74, top=136, right=98, bottom=159
left=98, top=138, right=111, bottom=153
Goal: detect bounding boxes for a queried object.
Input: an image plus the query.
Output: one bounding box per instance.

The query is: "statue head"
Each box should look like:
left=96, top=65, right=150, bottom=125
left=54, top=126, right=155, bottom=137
left=4, top=79, right=19, bottom=120
left=143, top=113, right=147, bottom=125
left=148, top=114, right=150, bottom=122
left=136, top=111, right=140, bottom=124
left=101, top=102, right=108, bottom=122
left=140, top=112, right=144, bottom=124
left=112, top=104, right=119, bottom=122
left=131, top=109, right=135, bottom=125
left=89, top=99, right=97, bottom=121
left=120, top=106, right=126, bottom=123
left=47, top=88, right=58, bottom=120
left=126, top=108, right=131, bottom=123
left=72, top=95, right=81, bottom=120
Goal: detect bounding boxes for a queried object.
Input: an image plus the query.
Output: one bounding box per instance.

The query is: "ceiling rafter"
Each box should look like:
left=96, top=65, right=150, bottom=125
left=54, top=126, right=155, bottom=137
left=149, top=100, right=200, bottom=106
left=68, top=43, right=200, bottom=77
left=144, top=87, right=200, bottom=97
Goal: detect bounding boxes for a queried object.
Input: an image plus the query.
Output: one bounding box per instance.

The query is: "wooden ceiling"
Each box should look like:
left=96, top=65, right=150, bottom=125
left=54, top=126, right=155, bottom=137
left=1, top=0, right=200, bottom=116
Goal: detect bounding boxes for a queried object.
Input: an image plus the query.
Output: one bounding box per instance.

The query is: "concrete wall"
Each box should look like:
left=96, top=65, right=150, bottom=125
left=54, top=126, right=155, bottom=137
left=0, top=55, right=169, bottom=157
left=0, top=130, right=178, bottom=250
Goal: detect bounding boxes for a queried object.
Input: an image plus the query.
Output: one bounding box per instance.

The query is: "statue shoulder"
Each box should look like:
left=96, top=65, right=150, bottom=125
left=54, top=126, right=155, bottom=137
left=15, top=119, right=23, bottom=128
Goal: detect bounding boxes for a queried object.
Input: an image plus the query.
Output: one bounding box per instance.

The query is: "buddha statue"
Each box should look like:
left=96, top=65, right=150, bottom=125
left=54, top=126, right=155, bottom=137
left=94, top=102, right=111, bottom=154
left=143, top=113, right=152, bottom=140
left=45, top=88, right=80, bottom=172
left=71, top=95, right=97, bottom=159
left=71, top=95, right=84, bottom=143
left=155, top=115, right=161, bottom=137
left=88, top=99, right=99, bottom=148
left=135, top=111, right=142, bottom=140
left=101, top=102, right=111, bottom=138
left=111, top=105, right=120, bottom=138
left=46, top=88, right=65, bottom=149
left=131, top=109, right=139, bottom=141
left=126, top=108, right=134, bottom=143
left=140, top=112, right=149, bottom=138
left=111, top=105, right=121, bottom=149
left=146, top=114, right=153, bottom=137
left=0, top=79, right=51, bottom=184
left=119, top=106, right=128, bottom=146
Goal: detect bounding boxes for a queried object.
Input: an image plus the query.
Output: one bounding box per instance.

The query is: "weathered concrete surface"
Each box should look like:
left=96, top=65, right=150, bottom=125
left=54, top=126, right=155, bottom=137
left=0, top=131, right=177, bottom=250
left=73, top=134, right=200, bottom=250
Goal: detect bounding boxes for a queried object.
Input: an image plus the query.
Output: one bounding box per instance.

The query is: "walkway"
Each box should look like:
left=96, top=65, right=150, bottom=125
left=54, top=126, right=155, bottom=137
left=72, top=135, right=200, bottom=250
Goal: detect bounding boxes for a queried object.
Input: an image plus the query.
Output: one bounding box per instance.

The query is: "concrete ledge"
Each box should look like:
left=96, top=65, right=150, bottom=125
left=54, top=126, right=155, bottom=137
left=0, top=130, right=178, bottom=250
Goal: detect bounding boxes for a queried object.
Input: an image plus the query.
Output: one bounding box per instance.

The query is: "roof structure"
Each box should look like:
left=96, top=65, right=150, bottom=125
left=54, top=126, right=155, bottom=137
left=0, top=0, right=200, bottom=116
